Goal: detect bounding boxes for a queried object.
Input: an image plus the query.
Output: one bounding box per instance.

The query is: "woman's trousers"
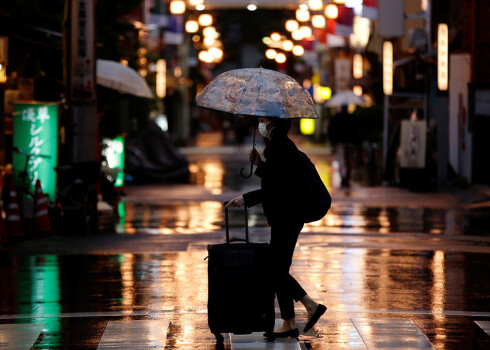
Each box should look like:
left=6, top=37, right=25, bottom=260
left=269, top=220, right=306, bottom=320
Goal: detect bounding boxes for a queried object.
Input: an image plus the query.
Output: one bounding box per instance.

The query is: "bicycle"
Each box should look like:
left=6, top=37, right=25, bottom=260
left=48, top=161, right=100, bottom=234
left=12, top=147, right=51, bottom=218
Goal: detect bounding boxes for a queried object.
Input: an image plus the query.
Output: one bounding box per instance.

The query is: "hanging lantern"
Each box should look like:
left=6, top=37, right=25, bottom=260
left=285, top=19, right=299, bottom=32
left=353, top=53, right=363, bottom=79
left=383, top=41, right=393, bottom=95
left=292, top=30, right=304, bottom=41
left=198, top=14, right=213, bottom=26
left=296, top=9, right=310, bottom=22
left=156, top=59, right=166, bottom=98
left=312, top=15, right=326, bottom=28
left=282, top=40, right=294, bottom=51
left=292, top=45, right=304, bottom=56
left=325, top=4, right=338, bottom=19
left=198, top=50, right=212, bottom=63
left=350, top=16, right=370, bottom=48
left=203, top=36, right=215, bottom=46
left=275, top=52, right=287, bottom=64
left=185, top=20, right=199, bottom=33
left=209, top=47, right=223, bottom=60
left=300, top=26, right=312, bottom=38
left=308, top=0, right=323, bottom=11
left=203, top=26, right=217, bottom=37
left=170, top=0, right=185, bottom=14
left=270, top=32, right=281, bottom=41
left=265, top=49, right=277, bottom=59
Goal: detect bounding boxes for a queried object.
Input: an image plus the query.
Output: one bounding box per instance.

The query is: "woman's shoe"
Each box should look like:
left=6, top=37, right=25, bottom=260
left=303, top=304, right=327, bottom=332
left=263, top=328, right=299, bottom=339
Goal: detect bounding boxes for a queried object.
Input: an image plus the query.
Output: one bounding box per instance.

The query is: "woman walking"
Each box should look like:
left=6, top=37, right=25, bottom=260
left=226, top=117, right=327, bottom=338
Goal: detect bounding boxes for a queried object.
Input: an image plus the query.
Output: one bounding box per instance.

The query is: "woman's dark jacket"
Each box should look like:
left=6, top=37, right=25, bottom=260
left=243, top=134, right=308, bottom=226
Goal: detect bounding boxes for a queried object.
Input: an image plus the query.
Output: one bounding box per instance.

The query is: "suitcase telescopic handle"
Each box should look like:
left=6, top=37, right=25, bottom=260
left=223, top=201, right=249, bottom=244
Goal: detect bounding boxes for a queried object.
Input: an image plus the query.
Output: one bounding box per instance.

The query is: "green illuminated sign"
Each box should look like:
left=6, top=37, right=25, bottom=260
left=13, top=103, right=58, bottom=199
left=102, top=136, right=125, bottom=187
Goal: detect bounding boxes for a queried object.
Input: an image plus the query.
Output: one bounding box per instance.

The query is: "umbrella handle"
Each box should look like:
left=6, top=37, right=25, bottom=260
left=240, top=164, right=254, bottom=178
left=240, top=121, right=257, bottom=179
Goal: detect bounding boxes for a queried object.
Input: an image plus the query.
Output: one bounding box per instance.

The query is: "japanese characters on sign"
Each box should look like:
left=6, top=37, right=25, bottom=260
left=437, top=23, right=449, bottom=91
left=13, top=103, right=58, bottom=199
left=400, top=120, right=427, bottom=169
left=70, top=0, right=95, bottom=101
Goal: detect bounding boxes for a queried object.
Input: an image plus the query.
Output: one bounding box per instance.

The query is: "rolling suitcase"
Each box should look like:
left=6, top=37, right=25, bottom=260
left=207, top=203, right=275, bottom=344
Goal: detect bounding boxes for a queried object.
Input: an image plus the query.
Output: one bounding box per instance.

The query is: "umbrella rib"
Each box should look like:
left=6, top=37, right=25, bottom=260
left=277, top=76, right=289, bottom=118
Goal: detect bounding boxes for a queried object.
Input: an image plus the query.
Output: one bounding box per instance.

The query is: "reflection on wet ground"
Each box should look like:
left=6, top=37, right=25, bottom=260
left=1, top=248, right=490, bottom=348
left=116, top=156, right=490, bottom=237
left=118, top=201, right=484, bottom=236
left=2, top=149, right=490, bottom=348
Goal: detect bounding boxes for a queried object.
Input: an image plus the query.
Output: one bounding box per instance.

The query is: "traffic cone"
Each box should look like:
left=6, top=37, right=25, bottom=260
left=6, top=181, right=23, bottom=238
left=34, top=180, right=52, bottom=233
left=0, top=201, right=7, bottom=244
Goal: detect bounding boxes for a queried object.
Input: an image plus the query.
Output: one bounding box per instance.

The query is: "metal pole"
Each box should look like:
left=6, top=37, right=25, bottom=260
left=0, top=85, right=5, bottom=166
left=383, top=94, right=389, bottom=173
left=62, top=0, right=98, bottom=233
left=436, top=95, right=449, bottom=186
left=63, top=0, right=98, bottom=163
left=177, top=34, right=190, bottom=144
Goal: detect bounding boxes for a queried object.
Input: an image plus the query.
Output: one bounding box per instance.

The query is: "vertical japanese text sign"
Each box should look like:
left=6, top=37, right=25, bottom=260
left=70, top=0, right=95, bottom=101
left=400, top=120, right=427, bottom=168
left=13, top=103, right=58, bottom=199
left=437, top=23, right=449, bottom=91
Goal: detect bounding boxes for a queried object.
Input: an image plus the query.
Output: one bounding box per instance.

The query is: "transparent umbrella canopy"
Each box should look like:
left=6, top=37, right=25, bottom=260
left=325, top=91, right=366, bottom=107
left=196, top=67, right=319, bottom=177
left=195, top=67, right=319, bottom=119
left=96, top=59, right=153, bottom=99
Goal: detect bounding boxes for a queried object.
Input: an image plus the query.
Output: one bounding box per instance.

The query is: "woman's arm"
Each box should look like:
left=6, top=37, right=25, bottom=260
left=225, top=189, right=264, bottom=208
left=243, top=189, right=263, bottom=207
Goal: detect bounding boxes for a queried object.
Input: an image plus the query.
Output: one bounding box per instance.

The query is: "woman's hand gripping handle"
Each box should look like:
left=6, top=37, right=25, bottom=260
left=249, top=148, right=262, bottom=166
left=225, top=195, right=245, bottom=208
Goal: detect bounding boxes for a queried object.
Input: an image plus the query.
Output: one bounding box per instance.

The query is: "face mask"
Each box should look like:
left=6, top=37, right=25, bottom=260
left=258, top=121, right=274, bottom=138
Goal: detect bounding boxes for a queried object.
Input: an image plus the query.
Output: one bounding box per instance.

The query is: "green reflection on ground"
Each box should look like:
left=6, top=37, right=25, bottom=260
left=17, top=255, right=61, bottom=343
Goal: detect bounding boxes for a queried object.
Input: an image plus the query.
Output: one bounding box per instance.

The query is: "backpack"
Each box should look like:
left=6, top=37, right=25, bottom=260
left=297, top=150, right=332, bottom=223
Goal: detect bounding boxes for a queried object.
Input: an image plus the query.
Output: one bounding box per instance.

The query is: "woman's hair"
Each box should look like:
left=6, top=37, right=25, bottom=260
left=271, top=118, right=291, bottom=137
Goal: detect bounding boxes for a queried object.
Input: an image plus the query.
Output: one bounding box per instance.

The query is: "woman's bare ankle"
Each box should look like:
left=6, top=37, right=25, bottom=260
left=275, top=318, right=296, bottom=331
left=300, top=295, right=318, bottom=315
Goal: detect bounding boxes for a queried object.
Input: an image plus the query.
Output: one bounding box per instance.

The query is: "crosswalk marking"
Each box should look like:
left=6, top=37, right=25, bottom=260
left=0, top=323, right=46, bottom=350
left=230, top=319, right=301, bottom=349
left=352, top=318, right=434, bottom=349
left=1, top=316, right=489, bottom=348
left=97, top=320, right=169, bottom=349
left=475, top=321, right=490, bottom=335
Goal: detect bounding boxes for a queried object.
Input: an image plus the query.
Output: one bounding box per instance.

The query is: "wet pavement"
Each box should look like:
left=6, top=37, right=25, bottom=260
left=1, top=145, right=490, bottom=349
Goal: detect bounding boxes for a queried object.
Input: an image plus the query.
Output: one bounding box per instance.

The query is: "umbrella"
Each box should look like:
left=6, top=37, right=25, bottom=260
left=196, top=68, right=318, bottom=119
left=325, top=91, right=366, bottom=107
left=96, top=59, right=153, bottom=98
left=196, top=67, right=318, bottom=177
